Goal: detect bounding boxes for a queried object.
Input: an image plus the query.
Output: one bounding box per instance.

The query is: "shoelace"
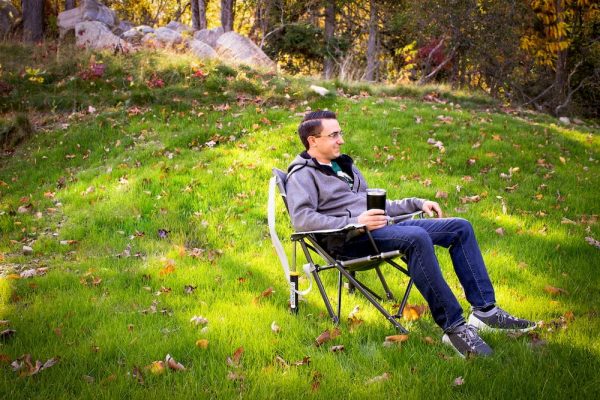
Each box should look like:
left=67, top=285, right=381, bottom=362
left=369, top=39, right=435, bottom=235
left=459, top=325, right=485, bottom=349
left=496, top=308, right=520, bottom=324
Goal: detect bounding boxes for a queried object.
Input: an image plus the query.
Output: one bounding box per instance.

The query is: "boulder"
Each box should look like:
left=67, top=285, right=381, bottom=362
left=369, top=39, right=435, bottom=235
left=215, top=31, right=276, bottom=71
left=112, top=20, right=134, bottom=36
left=0, top=0, right=19, bottom=38
left=154, top=27, right=182, bottom=46
left=122, top=28, right=143, bottom=43
left=58, top=0, right=118, bottom=38
left=193, top=26, right=224, bottom=48
left=166, top=20, right=193, bottom=34
left=136, top=25, right=154, bottom=34
left=75, top=21, right=129, bottom=51
left=189, top=39, right=219, bottom=60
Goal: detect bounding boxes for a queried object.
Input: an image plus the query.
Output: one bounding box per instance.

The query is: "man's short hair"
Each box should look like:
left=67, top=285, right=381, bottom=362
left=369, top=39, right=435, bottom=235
left=298, top=110, right=337, bottom=150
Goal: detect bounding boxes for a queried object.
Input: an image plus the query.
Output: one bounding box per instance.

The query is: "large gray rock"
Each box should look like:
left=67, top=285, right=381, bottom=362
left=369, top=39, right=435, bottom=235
left=136, top=25, right=154, bottom=34
left=166, top=20, right=193, bottom=34
left=215, top=31, right=276, bottom=71
left=189, top=39, right=219, bottom=60
left=154, top=27, right=182, bottom=46
left=193, top=26, right=224, bottom=48
left=75, top=21, right=129, bottom=50
left=58, top=0, right=118, bottom=38
left=122, top=28, right=143, bottom=43
left=0, top=0, right=19, bottom=38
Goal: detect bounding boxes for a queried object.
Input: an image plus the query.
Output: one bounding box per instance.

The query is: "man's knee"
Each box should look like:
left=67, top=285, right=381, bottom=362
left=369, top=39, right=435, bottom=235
left=453, top=218, right=475, bottom=238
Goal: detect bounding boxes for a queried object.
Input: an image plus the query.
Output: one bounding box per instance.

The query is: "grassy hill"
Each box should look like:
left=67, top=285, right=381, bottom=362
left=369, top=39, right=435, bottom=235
left=1, top=42, right=599, bottom=399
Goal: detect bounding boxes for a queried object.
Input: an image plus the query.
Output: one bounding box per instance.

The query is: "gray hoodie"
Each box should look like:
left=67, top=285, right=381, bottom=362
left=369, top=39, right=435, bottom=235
left=286, top=152, right=426, bottom=232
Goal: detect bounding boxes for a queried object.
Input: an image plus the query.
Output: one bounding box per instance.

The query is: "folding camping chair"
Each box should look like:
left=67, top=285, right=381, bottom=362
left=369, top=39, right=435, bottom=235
left=268, top=168, right=423, bottom=333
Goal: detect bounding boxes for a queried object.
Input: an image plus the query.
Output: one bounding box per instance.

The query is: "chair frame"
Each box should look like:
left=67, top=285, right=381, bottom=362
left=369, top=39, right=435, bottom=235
left=271, top=168, right=421, bottom=333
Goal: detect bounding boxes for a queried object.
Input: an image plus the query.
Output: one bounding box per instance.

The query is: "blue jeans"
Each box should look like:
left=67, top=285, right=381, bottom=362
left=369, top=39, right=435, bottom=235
left=341, top=218, right=496, bottom=332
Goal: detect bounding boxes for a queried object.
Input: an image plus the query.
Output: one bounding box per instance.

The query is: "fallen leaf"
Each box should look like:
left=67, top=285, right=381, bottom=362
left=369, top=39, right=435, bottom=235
left=0, top=329, right=16, bottom=341
left=495, top=227, right=505, bottom=236
left=190, top=315, right=208, bottom=325
left=384, top=334, right=409, bottom=343
left=402, top=304, right=428, bottom=321
left=460, top=195, right=481, bottom=204
left=271, top=321, right=281, bottom=333
left=146, top=360, right=165, bottom=375
left=165, top=354, right=186, bottom=371
left=226, top=346, right=244, bottom=367
left=544, top=285, right=568, bottom=296
left=366, top=372, right=390, bottom=384
left=329, top=345, right=345, bottom=352
left=453, top=376, right=465, bottom=386
left=196, top=339, right=209, bottom=349
left=184, top=285, right=197, bottom=294
left=585, top=236, right=600, bottom=249
left=227, top=371, right=245, bottom=381
left=435, top=191, right=448, bottom=199
left=292, top=356, right=311, bottom=366
left=253, top=287, right=274, bottom=304
left=159, top=259, right=176, bottom=276
left=423, top=336, right=435, bottom=345
left=315, top=327, right=341, bottom=347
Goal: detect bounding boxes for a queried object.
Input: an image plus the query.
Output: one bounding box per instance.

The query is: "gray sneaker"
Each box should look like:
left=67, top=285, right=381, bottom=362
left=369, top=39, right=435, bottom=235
left=442, top=324, right=493, bottom=358
left=468, top=307, right=536, bottom=332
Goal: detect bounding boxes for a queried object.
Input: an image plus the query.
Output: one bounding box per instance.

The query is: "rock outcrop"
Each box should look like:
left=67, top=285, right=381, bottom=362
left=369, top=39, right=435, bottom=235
left=215, top=31, right=276, bottom=71
left=75, top=21, right=129, bottom=51
left=58, top=0, right=118, bottom=38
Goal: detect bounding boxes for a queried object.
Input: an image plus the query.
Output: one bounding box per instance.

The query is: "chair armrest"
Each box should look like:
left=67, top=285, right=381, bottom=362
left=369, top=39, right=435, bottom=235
left=388, top=211, right=425, bottom=225
left=291, top=224, right=366, bottom=240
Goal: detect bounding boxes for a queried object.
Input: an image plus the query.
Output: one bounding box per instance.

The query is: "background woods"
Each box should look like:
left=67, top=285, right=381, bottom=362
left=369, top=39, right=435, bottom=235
left=6, top=0, right=600, bottom=117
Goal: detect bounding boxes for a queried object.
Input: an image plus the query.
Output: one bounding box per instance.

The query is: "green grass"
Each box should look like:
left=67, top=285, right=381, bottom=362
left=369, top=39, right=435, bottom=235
left=1, top=42, right=599, bottom=399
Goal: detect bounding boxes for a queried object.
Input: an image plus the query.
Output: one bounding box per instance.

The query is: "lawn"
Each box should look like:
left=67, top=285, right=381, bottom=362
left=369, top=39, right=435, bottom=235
left=1, top=42, right=599, bottom=399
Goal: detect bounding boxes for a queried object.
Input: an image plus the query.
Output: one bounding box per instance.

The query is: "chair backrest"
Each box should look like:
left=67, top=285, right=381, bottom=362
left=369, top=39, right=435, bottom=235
left=272, top=168, right=289, bottom=212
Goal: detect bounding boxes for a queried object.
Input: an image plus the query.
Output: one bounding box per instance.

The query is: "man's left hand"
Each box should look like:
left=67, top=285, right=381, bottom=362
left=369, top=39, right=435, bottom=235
left=422, top=201, right=443, bottom=218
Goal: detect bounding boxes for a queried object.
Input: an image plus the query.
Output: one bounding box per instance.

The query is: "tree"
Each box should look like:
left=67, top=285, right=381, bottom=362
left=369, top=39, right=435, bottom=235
left=22, top=0, right=44, bottom=42
left=191, top=0, right=207, bottom=30
left=221, top=0, right=235, bottom=31
left=364, top=0, right=379, bottom=81
left=323, top=0, right=336, bottom=79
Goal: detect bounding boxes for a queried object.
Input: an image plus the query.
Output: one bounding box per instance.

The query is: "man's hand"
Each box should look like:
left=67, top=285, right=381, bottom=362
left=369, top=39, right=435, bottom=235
left=358, top=209, right=388, bottom=231
left=422, top=200, right=443, bottom=218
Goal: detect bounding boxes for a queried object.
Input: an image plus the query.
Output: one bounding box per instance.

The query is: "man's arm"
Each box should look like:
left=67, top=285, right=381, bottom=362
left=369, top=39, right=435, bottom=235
left=386, top=197, right=427, bottom=217
left=286, top=171, right=358, bottom=232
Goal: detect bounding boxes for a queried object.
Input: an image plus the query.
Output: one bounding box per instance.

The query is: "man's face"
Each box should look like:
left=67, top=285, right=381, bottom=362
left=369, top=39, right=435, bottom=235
left=308, top=118, right=344, bottom=163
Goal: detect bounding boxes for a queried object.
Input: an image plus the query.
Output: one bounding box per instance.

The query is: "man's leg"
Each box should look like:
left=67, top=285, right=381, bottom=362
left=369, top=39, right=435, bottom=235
left=342, top=224, right=465, bottom=332
left=396, top=218, right=496, bottom=310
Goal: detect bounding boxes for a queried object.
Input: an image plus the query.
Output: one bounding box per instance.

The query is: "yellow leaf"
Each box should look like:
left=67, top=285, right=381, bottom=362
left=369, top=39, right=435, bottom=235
left=384, top=334, right=409, bottom=343
left=196, top=339, right=209, bottom=349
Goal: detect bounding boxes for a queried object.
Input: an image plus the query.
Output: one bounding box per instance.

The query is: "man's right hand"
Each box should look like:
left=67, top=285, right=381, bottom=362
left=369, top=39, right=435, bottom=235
left=358, top=209, right=388, bottom=231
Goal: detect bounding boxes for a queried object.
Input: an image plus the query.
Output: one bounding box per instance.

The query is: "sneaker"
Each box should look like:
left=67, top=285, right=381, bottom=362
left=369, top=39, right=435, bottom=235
left=468, top=306, right=536, bottom=332
left=442, top=324, right=493, bottom=358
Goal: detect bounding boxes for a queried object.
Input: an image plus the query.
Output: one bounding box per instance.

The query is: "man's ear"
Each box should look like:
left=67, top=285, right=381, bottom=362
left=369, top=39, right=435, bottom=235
left=307, top=135, right=317, bottom=147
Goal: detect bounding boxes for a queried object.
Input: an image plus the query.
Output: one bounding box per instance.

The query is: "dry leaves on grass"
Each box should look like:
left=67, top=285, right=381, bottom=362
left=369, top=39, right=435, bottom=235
left=366, top=372, right=390, bottom=384
left=253, top=287, right=274, bottom=304
left=544, top=285, right=568, bottom=296
left=402, top=304, right=428, bottom=321
left=274, top=355, right=311, bottom=368
left=10, top=354, right=59, bottom=377
left=453, top=376, right=465, bottom=386
left=271, top=321, right=281, bottom=333
left=190, top=315, right=209, bottom=326
left=19, top=267, right=48, bottom=278
left=315, top=327, right=341, bottom=347
left=226, top=346, right=244, bottom=368
left=384, top=334, right=409, bottom=347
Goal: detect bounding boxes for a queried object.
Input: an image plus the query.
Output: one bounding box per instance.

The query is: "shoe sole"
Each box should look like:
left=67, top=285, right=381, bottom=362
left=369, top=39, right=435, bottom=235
left=468, top=314, right=537, bottom=333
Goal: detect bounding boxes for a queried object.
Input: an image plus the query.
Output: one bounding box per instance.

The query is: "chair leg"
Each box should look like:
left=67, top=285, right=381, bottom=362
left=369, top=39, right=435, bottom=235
left=375, top=266, right=395, bottom=301
left=348, top=271, right=356, bottom=294
left=335, top=263, right=408, bottom=333
left=337, top=271, right=343, bottom=322
left=393, top=278, right=414, bottom=319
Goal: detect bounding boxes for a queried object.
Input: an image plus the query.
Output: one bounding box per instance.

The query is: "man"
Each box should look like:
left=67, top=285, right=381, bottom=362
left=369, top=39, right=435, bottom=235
left=285, top=110, right=536, bottom=357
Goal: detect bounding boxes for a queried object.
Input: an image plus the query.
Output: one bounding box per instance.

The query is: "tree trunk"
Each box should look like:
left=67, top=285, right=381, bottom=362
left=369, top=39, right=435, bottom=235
left=552, top=0, right=568, bottom=115
left=221, top=0, right=235, bottom=32
left=323, top=0, right=336, bottom=79
left=364, top=0, right=378, bottom=81
left=65, top=0, right=76, bottom=10
left=22, top=0, right=44, bottom=42
left=191, top=0, right=200, bottom=29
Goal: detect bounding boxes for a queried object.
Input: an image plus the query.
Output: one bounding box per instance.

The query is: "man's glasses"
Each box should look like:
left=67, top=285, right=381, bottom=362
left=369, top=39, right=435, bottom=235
left=314, top=131, right=344, bottom=140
